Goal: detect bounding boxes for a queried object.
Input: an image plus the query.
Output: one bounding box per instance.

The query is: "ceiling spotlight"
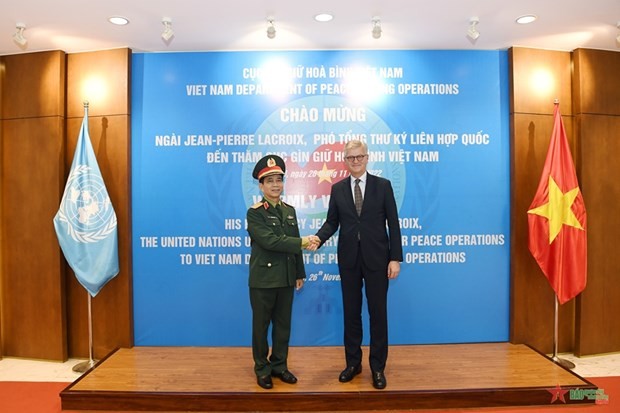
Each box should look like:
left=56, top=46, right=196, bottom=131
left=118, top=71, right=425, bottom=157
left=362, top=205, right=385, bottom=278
left=267, top=19, right=276, bottom=39
left=13, top=23, right=27, bottom=47
left=372, top=18, right=382, bottom=39
left=516, top=14, right=537, bottom=24
left=161, top=18, right=174, bottom=42
left=314, top=13, right=333, bottom=23
left=108, top=16, right=129, bottom=26
left=467, top=17, right=480, bottom=41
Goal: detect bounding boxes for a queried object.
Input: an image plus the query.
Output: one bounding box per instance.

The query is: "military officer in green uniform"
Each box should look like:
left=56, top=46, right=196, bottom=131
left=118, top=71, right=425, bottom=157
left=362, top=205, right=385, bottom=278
left=247, top=154, right=317, bottom=390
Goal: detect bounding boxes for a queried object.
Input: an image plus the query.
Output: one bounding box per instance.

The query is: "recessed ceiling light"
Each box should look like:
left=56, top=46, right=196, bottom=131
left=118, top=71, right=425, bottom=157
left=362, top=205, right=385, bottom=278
left=315, top=13, right=333, bottom=23
left=108, top=16, right=129, bottom=25
left=516, top=14, right=537, bottom=25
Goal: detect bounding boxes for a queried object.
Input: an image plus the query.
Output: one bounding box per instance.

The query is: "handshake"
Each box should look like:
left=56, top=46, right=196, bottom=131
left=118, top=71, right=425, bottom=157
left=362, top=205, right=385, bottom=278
left=302, top=235, right=321, bottom=251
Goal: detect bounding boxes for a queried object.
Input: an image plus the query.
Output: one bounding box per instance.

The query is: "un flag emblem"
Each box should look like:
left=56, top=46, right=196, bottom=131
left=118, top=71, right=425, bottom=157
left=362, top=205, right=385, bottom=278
left=56, top=164, right=117, bottom=243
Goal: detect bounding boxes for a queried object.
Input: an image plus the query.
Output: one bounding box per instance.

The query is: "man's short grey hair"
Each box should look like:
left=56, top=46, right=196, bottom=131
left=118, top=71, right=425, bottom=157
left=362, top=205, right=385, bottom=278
left=343, top=139, right=368, bottom=155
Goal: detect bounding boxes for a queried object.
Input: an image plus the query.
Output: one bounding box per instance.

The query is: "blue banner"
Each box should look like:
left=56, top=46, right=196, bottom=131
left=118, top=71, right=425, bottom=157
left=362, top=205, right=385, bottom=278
left=132, top=50, right=510, bottom=346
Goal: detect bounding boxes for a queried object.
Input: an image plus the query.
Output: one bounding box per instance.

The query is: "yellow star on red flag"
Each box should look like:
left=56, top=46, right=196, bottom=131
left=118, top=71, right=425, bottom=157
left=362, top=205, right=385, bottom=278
left=527, top=176, right=584, bottom=244
left=526, top=103, right=587, bottom=304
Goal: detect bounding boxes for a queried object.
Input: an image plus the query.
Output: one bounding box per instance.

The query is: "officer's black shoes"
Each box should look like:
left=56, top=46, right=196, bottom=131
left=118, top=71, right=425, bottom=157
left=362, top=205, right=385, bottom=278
left=338, top=364, right=362, bottom=382
left=372, top=370, right=387, bottom=389
left=272, top=369, right=298, bottom=384
left=257, top=374, right=273, bottom=389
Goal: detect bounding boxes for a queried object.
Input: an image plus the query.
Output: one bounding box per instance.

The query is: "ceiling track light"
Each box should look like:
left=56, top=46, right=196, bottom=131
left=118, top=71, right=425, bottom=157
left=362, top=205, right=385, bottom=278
left=13, top=22, right=27, bottom=47
left=267, top=19, right=276, bottom=39
left=467, top=17, right=480, bottom=41
left=161, top=18, right=174, bottom=42
left=372, top=17, right=382, bottom=39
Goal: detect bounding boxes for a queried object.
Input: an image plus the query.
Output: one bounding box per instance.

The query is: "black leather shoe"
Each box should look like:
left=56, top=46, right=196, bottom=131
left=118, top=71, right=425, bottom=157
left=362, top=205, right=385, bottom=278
left=272, top=369, right=298, bottom=384
left=257, top=375, right=273, bottom=389
left=338, top=364, right=362, bottom=382
left=372, top=371, right=387, bottom=389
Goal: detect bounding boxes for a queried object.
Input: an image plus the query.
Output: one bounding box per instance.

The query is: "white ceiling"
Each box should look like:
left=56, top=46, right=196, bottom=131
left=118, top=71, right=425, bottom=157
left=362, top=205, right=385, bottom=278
left=2, top=0, right=620, bottom=56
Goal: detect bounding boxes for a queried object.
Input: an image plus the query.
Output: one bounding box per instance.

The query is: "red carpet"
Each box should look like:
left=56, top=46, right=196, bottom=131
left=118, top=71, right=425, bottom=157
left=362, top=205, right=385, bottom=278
left=0, top=381, right=67, bottom=413
left=0, top=376, right=616, bottom=412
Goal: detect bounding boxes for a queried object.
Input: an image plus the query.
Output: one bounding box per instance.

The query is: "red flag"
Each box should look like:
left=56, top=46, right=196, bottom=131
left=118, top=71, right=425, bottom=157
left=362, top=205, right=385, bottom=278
left=527, top=103, right=587, bottom=304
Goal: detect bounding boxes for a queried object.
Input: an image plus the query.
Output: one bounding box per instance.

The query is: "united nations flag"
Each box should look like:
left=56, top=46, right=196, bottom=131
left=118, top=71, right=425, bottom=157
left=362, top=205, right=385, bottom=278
left=53, top=107, right=119, bottom=296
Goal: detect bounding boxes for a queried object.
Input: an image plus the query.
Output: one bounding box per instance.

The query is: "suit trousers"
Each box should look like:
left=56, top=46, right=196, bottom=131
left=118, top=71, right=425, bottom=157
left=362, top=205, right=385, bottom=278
left=249, top=286, right=294, bottom=377
left=340, top=246, right=389, bottom=373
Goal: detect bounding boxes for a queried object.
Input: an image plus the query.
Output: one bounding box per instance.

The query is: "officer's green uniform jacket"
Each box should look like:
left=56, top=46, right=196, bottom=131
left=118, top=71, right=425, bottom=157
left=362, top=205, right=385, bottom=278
left=247, top=198, right=306, bottom=287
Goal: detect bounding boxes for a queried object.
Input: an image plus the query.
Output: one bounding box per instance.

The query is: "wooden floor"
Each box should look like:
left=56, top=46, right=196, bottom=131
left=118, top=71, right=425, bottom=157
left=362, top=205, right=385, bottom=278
left=60, top=343, right=597, bottom=412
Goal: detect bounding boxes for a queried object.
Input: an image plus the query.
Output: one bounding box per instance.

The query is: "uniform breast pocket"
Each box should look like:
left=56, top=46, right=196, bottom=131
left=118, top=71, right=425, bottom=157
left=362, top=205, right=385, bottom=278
left=267, top=217, right=284, bottom=234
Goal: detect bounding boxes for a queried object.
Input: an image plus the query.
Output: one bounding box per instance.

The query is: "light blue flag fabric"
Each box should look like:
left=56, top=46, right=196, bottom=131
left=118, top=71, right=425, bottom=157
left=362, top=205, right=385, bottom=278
left=53, top=108, right=119, bottom=296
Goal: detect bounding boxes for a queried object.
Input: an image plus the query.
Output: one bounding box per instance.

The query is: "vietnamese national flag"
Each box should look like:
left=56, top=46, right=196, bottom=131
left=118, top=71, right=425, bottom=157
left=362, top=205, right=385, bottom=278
left=527, top=103, right=587, bottom=304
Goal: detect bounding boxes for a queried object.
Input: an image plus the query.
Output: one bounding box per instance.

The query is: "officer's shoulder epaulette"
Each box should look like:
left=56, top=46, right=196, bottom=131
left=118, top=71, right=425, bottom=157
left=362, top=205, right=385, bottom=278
left=281, top=201, right=294, bottom=209
left=251, top=202, right=264, bottom=210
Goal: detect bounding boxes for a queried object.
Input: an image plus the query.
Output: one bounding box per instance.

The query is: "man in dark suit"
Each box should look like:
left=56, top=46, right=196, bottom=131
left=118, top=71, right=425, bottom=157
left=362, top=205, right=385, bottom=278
left=247, top=154, right=318, bottom=390
left=313, top=140, right=403, bottom=389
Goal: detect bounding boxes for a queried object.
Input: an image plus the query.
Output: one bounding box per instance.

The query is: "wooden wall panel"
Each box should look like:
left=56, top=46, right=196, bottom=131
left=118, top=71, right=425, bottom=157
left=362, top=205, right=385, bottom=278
left=509, top=48, right=572, bottom=116
left=509, top=48, right=575, bottom=354
left=67, top=49, right=131, bottom=118
left=573, top=49, right=620, bottom=116
left=1, top=116, right=67, bottom=360
left=65, top=49, right=133, bottom=359
left=573, top=48, right=620, bottom=355
left=1, top=51, right=65, bottom=119
left=575, top=115, right=620, bottom=355
left=0, top=51, right=67, bottom=360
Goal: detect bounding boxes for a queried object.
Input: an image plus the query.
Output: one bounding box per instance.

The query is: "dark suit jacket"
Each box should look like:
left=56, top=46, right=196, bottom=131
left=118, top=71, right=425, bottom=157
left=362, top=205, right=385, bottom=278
left=316, top=173, right=403, bottom=270
left=247, top=199, right=306, bottom=288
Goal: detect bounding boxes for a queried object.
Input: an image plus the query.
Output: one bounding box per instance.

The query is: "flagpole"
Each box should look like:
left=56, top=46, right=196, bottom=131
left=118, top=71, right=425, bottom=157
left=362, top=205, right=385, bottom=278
left=551, top=296, right=575, bottom=369
left=72, top=293, right=98, bottom=373
left=546, top=98, right=575, bottom=370
left=71, top=101, right=99, bottom=374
